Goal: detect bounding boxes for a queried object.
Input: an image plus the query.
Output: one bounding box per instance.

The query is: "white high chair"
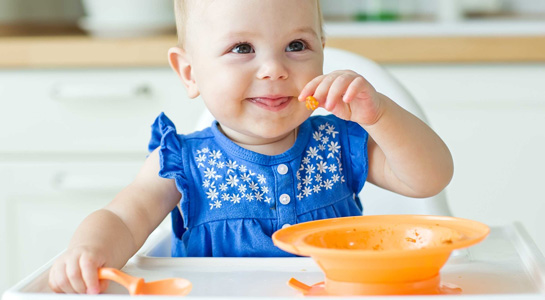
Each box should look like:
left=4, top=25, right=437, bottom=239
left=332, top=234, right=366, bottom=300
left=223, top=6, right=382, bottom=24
left=194, top=47, right=452, bottom=216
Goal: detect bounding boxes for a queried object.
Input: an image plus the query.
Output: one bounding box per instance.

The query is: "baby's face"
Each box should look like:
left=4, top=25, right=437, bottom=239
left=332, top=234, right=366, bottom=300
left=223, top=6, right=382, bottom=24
left=184, top=0, right=323, bottom=142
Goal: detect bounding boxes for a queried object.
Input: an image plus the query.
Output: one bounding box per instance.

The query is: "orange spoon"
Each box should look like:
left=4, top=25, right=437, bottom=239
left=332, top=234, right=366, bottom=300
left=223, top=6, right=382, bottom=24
left=98, top=268, right=192, bottom=296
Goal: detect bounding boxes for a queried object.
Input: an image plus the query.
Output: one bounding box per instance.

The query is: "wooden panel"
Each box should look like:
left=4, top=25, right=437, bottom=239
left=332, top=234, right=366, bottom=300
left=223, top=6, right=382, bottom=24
left=326, top=36, right=545, bottom=63
left=1, top=35, right=545, bottom=67
left=0, top=36, right=176, bottom=68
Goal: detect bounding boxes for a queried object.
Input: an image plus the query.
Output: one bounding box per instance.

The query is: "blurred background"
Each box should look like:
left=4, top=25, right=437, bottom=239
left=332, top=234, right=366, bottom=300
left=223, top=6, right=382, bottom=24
left=1, top=0, right=545, bottom=295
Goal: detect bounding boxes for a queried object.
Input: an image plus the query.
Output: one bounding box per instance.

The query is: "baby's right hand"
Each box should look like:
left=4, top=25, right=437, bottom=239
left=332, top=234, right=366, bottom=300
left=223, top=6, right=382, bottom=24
left=48, top=246, right=109, bottom=294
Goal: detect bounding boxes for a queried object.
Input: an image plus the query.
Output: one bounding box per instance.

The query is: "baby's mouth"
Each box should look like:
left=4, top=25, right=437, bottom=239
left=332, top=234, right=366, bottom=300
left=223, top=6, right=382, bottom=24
left=248, top=96, right=293, bottom=111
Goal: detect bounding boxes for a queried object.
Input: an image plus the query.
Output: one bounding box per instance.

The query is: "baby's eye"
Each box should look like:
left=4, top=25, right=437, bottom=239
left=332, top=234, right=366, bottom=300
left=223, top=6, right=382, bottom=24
left=230, top=43, right=254, bottom=54
left=286, top=40, right=307, bottom=52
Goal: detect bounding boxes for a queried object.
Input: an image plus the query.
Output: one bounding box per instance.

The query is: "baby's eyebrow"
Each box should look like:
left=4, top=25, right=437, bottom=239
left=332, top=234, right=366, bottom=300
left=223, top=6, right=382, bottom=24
left=221, top=27, right=319, bottom=41
left=222, top=30, right=257, bottom=40
left=293, top=26, right=320, bottom=38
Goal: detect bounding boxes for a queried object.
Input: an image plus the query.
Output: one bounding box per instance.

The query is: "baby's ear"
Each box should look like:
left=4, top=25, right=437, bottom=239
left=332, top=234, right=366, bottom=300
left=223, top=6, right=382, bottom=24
left=168, top=47, right=200, bottom=99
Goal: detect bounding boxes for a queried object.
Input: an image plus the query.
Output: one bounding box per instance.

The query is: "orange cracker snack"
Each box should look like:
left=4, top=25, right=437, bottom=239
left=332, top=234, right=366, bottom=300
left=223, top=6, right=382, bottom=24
left=305, top=95, right=319, bottom=110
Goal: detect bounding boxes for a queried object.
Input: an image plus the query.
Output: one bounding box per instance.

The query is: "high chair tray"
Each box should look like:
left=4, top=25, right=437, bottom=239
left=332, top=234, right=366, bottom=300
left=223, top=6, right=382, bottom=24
left=3, top=223, right=545, bottom=300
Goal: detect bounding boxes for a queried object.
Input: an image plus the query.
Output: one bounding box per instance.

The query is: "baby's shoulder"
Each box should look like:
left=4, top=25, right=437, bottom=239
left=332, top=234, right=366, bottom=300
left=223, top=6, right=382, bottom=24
left=181, top=126, right=215, bottom=141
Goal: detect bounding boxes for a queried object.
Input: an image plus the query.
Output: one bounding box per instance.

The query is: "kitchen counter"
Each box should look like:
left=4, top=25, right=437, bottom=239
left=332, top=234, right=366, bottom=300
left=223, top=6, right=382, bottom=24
left=1, top=21, right=545, bottom=67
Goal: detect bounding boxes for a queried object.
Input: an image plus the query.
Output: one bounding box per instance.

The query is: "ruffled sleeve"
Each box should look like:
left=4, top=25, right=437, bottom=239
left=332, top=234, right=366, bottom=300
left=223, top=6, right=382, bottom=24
left=149, top=112, right=185, bottom=180
left=345, top=121, right=369, bottom=194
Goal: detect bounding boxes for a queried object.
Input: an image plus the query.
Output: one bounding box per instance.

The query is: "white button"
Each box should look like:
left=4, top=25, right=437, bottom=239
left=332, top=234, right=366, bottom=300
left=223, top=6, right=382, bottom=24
left=279, top=194, right=291, bottom=205
left=282, top=224, right=291, bottom=229
left=277, top=164, right=288, bottom=175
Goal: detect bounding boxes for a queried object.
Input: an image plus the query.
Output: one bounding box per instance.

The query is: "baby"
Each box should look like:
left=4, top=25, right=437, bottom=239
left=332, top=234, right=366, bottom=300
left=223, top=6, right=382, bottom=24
left=49, top=0, right=453, bottom=294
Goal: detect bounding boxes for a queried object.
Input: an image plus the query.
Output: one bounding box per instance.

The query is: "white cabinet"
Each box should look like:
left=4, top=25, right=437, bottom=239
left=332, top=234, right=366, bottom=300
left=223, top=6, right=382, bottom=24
left=0, top=161, right=139, bottom=280
left=0, top=68, right=205, bottom=293
left=386, top=63, right=545, bottom=255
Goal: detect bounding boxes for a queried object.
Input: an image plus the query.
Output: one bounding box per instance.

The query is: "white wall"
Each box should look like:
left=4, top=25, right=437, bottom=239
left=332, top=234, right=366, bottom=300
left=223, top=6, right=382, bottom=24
left=0, top=0, right=83, bottom=23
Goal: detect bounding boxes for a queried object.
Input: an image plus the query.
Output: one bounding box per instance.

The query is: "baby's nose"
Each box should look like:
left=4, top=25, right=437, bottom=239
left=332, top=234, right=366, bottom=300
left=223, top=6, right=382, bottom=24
left=256, top=57, right=289, bottom=80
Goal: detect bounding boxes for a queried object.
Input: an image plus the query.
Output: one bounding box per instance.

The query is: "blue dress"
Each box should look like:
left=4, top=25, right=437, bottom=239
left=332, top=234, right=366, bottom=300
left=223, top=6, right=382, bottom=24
left=148, top=113, right=369, bottom=257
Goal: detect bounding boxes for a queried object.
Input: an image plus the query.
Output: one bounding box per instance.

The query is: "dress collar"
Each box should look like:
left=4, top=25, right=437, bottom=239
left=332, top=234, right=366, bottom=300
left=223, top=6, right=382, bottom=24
left=210, top=119, right=311, bottom=165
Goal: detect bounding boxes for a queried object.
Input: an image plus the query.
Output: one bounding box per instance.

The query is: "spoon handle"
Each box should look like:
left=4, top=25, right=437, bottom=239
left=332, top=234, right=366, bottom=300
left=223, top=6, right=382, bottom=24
left=288, top=278, right=312, bottom=293
left=98, top=268, right=144, bottom=295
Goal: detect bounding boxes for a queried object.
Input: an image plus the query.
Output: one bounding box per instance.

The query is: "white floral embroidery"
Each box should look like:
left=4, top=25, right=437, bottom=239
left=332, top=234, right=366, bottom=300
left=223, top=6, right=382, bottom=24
left=195, top=148, right=272, bottom=210
left=315, top=173, right=322, bottom=182
left=226, top=174, right=239, bottom=187
left=231, top=194, right=241, bottom=204
left=295, top=121, right=344, bottom=200
left=305, top=164, right=316, bottom=175
left=307, top=147, right=319, bottom=159
left=206, top=188, right=218, bottom=200
left=323, top=179, right=334, bottom=190
left=303, top=186, right=312, bottom=196
left=317, top=161, right=328, bottom=173
left=303, top=174, right=313, bottom=186
left=255, top=192, right=264, bottom=202
left=246, top=193, right=254, bottom=202
left=249, top=181, right=259, bottom=191
left=210, top=199, right=222, bottom=209
left=210, top=150, right=222, bottom=159
left=326, top=124, right=339, bottom=138
left=204, top=167, right=217, bottom=179
left=195, top=120, right=345, bottom=209
left=327, top=141, right=340, bottom=158
left=241, top=173, right=251, bottom=182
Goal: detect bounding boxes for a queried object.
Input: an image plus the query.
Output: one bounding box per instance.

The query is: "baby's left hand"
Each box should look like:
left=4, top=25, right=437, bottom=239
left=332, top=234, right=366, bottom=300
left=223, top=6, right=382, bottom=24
left=299, top=70, right=384, bottom=126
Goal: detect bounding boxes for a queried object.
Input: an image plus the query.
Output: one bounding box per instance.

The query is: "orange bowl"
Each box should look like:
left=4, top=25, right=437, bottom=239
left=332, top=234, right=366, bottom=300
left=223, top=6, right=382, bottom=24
left=273, top=215, right=489, bottom=292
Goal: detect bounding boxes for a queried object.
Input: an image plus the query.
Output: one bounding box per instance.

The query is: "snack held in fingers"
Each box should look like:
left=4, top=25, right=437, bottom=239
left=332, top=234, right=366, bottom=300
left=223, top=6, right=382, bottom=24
left=305, top=95, right=319, bottom=110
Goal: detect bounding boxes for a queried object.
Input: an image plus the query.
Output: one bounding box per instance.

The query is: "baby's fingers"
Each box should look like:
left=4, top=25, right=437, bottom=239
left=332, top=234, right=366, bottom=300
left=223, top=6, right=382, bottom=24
left=298, top=75, right=326, bottom=102
left=49, top=262, right=76, bottom=294
left=325, top=74, right=356, bottom=111
left=80, top=254, right=106, bottom=294
left=66, top=258, right=87, bottom=294
left=343, top=76, right=371, bottom=103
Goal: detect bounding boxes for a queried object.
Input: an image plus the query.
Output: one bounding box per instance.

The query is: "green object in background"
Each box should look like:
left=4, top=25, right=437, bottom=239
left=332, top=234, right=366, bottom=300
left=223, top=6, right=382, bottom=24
left=354, top=11, right=398, bottom=21
left=355, top=0, right=400, bottom=22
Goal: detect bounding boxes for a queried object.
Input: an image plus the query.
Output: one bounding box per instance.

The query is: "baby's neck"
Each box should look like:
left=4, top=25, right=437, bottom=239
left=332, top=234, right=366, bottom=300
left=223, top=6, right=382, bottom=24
left=219, top=125, right=298, bottom=156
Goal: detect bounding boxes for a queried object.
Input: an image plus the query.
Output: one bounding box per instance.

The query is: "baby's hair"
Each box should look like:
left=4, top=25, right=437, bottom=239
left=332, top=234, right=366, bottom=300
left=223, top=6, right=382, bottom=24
left=173, top=0, right=324, bottom=48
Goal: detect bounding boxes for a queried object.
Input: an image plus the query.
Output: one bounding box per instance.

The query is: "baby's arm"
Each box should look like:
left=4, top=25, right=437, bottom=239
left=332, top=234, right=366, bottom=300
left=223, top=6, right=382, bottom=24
left=300, top=70, right=453, bottom=198
left=48, top=149, right=180, bottom=294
